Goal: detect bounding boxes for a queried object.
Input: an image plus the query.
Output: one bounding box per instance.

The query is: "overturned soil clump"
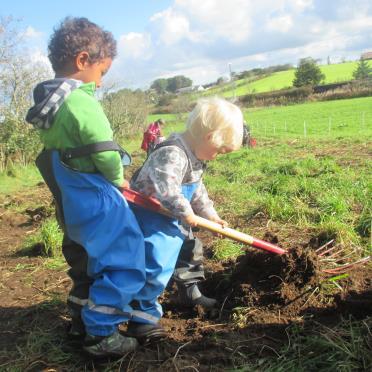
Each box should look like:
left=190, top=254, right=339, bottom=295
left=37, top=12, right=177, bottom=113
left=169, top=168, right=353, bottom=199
left=203, top=241, right=369, bottom=323
left=233, top=246, right=320, bottom=305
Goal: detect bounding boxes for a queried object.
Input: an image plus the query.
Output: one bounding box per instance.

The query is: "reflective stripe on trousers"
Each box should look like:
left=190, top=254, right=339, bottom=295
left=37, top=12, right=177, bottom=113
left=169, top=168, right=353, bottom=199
left=130, top=182, right=199, bottom=324
left=50, top=151, right=146, bottom=336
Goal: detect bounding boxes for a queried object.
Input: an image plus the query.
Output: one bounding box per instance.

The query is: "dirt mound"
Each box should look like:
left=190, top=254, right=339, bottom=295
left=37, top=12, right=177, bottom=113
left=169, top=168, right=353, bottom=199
left=202, top=244, right=327, bottom=321
left=234, top=246, right=320, bottom=304
left=201, top=237, right=372, bottom=325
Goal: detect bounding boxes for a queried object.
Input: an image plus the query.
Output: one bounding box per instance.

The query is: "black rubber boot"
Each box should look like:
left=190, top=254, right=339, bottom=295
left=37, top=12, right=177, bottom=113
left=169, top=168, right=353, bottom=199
left=126, top=322, right=167, bottom=344
left=83, top=330, right=138, bottom=358
left=177, top=282, right=217, bottom=309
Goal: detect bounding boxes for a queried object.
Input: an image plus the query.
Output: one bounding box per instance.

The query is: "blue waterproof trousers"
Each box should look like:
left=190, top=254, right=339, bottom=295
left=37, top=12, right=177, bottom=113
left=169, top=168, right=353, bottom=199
left=130, top=183, right=198, bottom=324
left=50, top=151, right=146, bottom=336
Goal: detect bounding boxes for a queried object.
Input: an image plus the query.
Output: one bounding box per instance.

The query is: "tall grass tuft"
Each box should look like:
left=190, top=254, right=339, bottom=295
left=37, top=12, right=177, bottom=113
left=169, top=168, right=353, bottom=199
left=23, top=219, right=63, bottom=257
left=213, top=239, right=244, bottom=261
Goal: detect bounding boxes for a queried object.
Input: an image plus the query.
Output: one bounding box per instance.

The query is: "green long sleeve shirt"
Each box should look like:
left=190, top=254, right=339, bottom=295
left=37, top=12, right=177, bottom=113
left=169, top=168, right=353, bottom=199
left=39, top=82, right=124, bottom=187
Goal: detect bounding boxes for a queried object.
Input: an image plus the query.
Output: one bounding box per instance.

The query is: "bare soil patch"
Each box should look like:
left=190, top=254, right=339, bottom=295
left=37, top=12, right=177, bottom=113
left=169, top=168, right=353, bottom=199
left=0, top=185, right=370, bottom=371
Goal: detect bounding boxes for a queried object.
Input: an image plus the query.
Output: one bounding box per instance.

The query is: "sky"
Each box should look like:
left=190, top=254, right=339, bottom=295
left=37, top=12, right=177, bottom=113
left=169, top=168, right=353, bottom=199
left=2, top=0, right=372, bottom=89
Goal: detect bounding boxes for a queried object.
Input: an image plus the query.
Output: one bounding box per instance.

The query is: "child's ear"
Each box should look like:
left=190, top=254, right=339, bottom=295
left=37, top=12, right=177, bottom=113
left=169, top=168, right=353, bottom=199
left=205, top=132, right=214, bottom=142
left=75, top=51, right=90, bottom=71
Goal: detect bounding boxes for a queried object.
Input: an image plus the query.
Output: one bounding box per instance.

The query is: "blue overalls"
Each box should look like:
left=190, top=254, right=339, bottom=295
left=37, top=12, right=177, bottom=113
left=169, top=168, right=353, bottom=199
left=130, top=182, right=199, bottom=324
left=50, top=151, right=146, bottom=336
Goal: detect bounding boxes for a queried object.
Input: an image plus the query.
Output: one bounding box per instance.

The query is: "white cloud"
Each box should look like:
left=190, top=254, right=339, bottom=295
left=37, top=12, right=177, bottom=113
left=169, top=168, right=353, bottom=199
left=150, top=7, right=202, bottom=45
left=109, top=0, right=372, bottom=88
left=266, top=15, right=293, bottom=33
left=175, top=0, right=253, bottom=43
left=291, top=0, right=314, bottom=12
left=23, top=26, right=43, bottom=39
left=119, top=32, right=152, bottom=60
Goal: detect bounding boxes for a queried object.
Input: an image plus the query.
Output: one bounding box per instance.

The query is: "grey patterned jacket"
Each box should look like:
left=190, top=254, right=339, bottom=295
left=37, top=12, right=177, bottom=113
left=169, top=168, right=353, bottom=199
left=131, top=133, right=219, bottom=220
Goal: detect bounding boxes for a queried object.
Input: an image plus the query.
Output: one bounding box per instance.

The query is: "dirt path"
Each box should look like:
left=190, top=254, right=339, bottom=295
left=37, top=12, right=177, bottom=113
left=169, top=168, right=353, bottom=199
left=0, top=185, right=371, bottom=371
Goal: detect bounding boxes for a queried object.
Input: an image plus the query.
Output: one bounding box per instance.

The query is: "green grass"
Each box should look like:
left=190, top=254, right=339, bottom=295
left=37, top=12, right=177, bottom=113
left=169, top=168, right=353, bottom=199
left=147, top=113, right=180, bottom=124
left=212, top=240, right=244, bottom=260
left=22, top=218, right=63, bottom=257
left=124, top=113, right=183, bottom=154
left=205, top=138, right=371, bottom=252
left=43, top=256, right=67, bottom=270
left=245, top=96, right=372, bottom=139
left=245, top=317, right=372, bottom=372
left=142, top=98, right=372, bottom=253
left=0, top=164, right=42, bottom=194
left=1, top=100, right=371, bottom=370
left=0, top=303, right=75, bottom=371
left=199, top=61, right=359, bottom=98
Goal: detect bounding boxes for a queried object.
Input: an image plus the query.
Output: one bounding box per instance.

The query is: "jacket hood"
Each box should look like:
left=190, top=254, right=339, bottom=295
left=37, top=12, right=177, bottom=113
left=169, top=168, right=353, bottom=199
left=26, top=78, right=82, bottom=129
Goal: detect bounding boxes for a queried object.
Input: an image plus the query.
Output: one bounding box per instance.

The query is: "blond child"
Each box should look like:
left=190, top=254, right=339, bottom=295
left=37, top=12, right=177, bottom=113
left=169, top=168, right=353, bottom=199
left=128, top=97, right=243, bottom=339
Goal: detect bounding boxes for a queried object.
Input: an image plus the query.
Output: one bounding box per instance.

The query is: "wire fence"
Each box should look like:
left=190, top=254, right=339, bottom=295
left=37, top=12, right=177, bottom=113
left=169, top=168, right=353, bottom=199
left=248, top=111, right=371, bottom=139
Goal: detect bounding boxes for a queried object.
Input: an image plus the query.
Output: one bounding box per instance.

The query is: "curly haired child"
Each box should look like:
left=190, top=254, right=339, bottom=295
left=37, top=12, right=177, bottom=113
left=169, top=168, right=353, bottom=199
left=26, top=17, right=147, bottom=358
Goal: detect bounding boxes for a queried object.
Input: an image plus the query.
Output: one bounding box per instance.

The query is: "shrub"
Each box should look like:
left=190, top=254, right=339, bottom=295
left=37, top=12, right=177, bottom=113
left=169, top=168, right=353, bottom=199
left=101, top=89, right=149, bottom=140
left=293, top=57, right=325, bottom=87
left=239, top=86, right=312, bottom=107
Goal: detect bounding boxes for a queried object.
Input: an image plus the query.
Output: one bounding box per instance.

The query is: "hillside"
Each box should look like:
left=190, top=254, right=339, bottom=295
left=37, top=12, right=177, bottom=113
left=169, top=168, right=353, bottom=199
left=199, top=61, right=359, bottom=98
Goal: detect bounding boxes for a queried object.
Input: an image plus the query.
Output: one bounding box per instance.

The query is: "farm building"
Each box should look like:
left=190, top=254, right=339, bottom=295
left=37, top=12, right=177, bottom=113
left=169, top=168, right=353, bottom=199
left=361, top=51, right=372, bottom=60
left=176, top=85, right=205, bottom=94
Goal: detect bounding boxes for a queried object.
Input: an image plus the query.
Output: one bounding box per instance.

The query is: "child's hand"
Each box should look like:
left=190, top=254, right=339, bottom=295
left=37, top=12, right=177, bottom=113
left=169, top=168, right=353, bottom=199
left=210, top=216, right=228, bottom=228
left=183, top=213, right=199, bottom=227
left=122, top=179, right=130, bottom=188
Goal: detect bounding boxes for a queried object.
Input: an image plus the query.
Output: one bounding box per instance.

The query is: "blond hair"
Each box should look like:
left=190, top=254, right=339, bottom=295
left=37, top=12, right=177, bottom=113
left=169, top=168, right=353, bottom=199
left=186, top=97, right=243, bottom=150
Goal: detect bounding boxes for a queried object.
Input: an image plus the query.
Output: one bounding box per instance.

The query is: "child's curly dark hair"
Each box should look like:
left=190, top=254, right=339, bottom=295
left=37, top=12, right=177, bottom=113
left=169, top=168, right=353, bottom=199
left=48, top=17, right=117, bottom=72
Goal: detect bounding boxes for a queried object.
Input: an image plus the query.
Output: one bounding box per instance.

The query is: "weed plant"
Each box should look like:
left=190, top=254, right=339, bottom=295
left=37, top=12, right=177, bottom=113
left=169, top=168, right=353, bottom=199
left=23, top=218, right=63, bottom=257
left=213, top=240, right=244, bottom=260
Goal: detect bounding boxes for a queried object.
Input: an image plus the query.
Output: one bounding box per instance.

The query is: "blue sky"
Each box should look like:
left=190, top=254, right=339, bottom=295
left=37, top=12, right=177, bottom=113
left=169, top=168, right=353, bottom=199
left=2, top=1, right=171, bottom=38
left=2, top=0, right=372, bottom=89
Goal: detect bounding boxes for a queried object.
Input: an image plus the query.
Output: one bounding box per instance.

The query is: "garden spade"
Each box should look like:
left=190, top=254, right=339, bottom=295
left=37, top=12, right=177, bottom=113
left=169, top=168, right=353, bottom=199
left=122, top=187, right=285, bottom=255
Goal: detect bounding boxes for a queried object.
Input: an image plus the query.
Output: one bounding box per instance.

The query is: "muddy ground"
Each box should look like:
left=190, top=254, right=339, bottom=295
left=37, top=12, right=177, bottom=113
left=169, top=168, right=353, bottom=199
left=0, top=184, right=371, bottom=371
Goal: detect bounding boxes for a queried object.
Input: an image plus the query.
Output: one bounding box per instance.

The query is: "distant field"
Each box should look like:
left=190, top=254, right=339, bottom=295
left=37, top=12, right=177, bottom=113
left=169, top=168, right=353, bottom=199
left=149, top=97, right=372, bottom=141
left=244, top=96, right=372, bottom=139
left=200, top=61, right=359, bottom=98
left=147, top=113, right=180, bottom=124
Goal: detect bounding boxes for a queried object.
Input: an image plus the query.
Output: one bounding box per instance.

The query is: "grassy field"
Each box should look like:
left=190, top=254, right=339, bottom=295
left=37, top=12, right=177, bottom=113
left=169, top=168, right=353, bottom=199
left=1, top=126, right=370, bottom=371
left=200, top=61, right=359, bottom=98
left=0, top=164, right=42, bottom=194
left=206, top=138, right=371, bottom=252
left=245, top=96, right=372, bottom=139
left=0, top=97, right=370, bottom=370
left=2, top=99, right=370, bottom=253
